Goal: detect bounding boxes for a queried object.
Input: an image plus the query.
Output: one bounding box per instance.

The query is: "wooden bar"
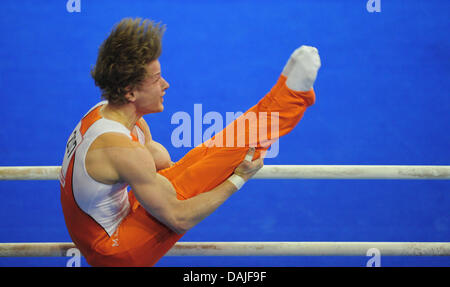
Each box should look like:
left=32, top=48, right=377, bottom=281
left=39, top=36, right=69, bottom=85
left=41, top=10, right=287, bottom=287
left=0, top=242, right=449, bottom=257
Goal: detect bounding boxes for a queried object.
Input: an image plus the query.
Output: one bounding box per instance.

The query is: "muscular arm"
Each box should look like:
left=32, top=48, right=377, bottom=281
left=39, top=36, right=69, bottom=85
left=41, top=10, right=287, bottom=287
left=97, top=133, right=259, bottom=234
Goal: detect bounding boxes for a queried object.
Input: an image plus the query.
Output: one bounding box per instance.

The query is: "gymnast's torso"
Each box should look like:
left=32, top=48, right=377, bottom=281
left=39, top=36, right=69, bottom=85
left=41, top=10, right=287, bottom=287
left=60, top=101, right=146, bottom=236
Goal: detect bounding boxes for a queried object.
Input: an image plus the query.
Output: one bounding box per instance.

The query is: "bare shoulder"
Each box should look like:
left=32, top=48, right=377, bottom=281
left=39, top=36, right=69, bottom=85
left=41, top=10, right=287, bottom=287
left=86, top=132, right=156, bottom=185
left=89, top=132, right=136, bottom=148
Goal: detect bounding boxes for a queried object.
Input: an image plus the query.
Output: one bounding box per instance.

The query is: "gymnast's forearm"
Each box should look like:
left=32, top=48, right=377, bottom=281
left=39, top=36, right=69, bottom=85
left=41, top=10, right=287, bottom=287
left=170, top=179, right=239, bottom=234
left=167, top=149, right=261, bottom=234
left=132, top=172, right=239, bottom=235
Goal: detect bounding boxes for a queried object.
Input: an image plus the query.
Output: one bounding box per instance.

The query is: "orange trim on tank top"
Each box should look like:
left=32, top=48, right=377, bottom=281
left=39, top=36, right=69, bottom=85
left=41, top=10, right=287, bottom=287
left=79, top=104, right=139, bottom=141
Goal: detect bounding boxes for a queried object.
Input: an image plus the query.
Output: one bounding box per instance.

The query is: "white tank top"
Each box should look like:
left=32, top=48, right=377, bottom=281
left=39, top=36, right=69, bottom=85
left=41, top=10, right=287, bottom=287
left=61, top=101, right=146, bottom=236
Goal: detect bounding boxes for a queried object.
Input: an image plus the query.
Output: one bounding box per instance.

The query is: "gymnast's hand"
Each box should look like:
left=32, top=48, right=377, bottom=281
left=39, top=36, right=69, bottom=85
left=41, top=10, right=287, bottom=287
left=233, top=148, right=264, bottom=182
left=282, top=45, right=321, bottom=92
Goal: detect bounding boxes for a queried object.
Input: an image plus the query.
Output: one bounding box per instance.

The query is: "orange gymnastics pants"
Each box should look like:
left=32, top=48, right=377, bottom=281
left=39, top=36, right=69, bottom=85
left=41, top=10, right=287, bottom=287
left=86, top=74, right=315, bottom=266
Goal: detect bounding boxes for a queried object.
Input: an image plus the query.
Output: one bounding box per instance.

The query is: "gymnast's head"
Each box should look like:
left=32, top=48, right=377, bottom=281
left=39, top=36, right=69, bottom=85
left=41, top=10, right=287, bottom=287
left=91, top=18, right=169, bottom=113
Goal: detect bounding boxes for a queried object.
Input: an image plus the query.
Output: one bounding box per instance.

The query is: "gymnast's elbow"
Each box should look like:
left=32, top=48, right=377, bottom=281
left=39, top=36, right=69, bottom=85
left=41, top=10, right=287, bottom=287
left=171, top=206, right=205, bottom=234
left=166, top=216, right=191, bottom=235
left=161, top=204, right=193, bottom=234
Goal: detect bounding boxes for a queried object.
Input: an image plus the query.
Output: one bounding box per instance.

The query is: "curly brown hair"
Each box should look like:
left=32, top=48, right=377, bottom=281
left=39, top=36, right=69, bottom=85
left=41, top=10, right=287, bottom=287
left=91, top=18, right=166, bottom=105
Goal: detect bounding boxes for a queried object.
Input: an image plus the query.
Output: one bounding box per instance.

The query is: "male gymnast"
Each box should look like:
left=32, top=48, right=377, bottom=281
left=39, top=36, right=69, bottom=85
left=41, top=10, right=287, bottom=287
left=60, top=18, right=321, bottom=266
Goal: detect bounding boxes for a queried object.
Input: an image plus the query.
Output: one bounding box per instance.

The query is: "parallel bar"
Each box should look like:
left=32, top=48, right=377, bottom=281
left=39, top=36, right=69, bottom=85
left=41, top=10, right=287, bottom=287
left=1, top=165, right=450, bottom=180
left=0, top=166, right=60, bottom=181
left=0, top=242, right=449, bottom=257
left=253, top=165, right=450, bottom=180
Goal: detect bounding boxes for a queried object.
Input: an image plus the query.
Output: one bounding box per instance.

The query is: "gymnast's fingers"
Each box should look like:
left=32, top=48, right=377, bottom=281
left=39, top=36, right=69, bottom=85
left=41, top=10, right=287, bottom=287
left=244, top=147, right=256, bottom=162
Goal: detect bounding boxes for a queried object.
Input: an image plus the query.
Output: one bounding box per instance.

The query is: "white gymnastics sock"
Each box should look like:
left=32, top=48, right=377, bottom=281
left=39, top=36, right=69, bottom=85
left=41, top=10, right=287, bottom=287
left=282, top=45, right=321, bottom=92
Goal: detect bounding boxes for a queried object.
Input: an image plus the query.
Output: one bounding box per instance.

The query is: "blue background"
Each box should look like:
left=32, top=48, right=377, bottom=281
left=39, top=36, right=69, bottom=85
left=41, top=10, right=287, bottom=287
left=0, top=0, right=449, bottom=267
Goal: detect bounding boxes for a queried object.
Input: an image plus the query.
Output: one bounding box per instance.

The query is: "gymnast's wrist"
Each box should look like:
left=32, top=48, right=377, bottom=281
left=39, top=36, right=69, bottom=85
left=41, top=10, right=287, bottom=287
left=227, top=173, right=247, bottom=190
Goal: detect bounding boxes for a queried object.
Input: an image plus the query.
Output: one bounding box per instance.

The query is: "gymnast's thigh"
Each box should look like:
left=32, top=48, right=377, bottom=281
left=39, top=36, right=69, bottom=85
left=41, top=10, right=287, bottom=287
left=89, top=192, right=183, bottom=267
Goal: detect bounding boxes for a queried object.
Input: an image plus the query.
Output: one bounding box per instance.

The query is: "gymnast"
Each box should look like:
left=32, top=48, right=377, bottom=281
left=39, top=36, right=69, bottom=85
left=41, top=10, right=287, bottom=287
left=59, top=17, right=321, bottom=266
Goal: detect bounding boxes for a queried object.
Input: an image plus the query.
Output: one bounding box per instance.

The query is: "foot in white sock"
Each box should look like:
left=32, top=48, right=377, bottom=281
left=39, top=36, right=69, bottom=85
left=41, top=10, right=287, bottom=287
left=282, top=45, right=321, bottom=92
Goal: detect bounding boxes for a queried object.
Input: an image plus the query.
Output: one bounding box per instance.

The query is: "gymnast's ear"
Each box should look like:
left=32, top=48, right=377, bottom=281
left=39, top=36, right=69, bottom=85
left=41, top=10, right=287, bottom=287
left=124, top=87, right=136, bottom=103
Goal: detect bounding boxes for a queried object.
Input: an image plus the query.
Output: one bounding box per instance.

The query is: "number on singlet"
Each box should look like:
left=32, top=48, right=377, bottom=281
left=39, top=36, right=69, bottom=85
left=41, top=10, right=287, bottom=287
left=66, top=130, right=78, bottom=159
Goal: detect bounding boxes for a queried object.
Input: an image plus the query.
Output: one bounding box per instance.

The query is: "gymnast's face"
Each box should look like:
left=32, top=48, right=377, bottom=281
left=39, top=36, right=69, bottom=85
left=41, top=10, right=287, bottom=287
left=131, top=60, right=169, bottom=114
